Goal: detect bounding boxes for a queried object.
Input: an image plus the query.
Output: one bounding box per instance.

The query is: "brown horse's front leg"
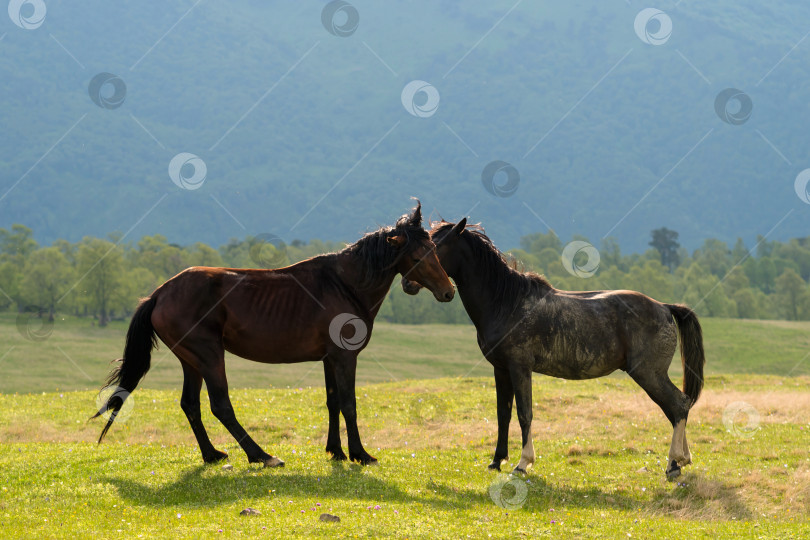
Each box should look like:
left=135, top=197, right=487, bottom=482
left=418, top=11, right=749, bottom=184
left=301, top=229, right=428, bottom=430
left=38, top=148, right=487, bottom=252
left=323, top=359, right=347, bottom=461
left=489, top=366, right=514, bottom=471
left=330, top=353, right=377, bottom=465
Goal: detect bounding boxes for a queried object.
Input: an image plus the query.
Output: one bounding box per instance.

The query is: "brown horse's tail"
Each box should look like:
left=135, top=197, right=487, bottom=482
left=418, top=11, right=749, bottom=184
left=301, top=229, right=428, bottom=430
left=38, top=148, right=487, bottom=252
left=666, top=303, right=706, bottom=407
left=91, top=295, right=159, bottom=443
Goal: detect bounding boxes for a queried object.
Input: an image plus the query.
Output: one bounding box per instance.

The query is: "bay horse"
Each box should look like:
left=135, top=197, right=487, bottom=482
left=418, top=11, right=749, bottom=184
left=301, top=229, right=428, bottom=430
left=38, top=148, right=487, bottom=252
left=93, top=203, right=454, bottom=467
left=402, top=220, right=705, bottom=480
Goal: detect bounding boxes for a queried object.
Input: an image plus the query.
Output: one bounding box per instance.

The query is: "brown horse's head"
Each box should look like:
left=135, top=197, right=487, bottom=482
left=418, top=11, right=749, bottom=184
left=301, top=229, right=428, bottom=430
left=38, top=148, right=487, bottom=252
left=388, top=202, right=455, bottom=302
left=401, top=217, right=467, bottom=296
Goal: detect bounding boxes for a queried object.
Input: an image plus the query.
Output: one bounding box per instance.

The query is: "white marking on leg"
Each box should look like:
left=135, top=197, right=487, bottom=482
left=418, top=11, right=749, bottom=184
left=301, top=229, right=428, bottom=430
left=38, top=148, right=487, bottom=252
left=681, top=430, right=692, bottom=466
left=516, top=437, right=535, bottom=471
left=668, top=419, right=686, bottom=465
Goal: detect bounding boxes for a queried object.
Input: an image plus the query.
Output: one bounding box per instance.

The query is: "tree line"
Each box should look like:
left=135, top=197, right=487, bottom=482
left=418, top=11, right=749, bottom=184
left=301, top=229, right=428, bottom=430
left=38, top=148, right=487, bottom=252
left=2, top=224, right=810, bottom=326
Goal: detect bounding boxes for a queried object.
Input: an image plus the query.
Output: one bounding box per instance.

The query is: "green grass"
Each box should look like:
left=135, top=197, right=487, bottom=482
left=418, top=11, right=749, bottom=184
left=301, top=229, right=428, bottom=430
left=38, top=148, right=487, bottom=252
left=1, top=377, right=809, bottom=538
left=2, top=315, right=810, bottom=537
left=1, top=314, right=810, bottom=394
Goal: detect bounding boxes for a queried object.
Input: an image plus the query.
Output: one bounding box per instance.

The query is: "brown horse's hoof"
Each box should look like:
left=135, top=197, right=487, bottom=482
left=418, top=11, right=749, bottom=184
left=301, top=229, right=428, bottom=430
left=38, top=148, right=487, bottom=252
left=203, top=450, right=229, bottom=464
left=263, top=456, right=285, bottom=468
left=351, top=454, right=377, bottom=466
left=513, top=466, right=528, bottom=475
left=665, top=460, right=681, bottom=481
left=327, top=449, right=348, bottom=461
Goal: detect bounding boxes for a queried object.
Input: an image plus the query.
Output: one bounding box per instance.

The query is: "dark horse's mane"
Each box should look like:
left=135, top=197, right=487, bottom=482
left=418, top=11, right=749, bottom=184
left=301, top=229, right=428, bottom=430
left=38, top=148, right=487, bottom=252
left=431, top=221, right=550, bottom=316
left=340, top=205, right=429, bottom=289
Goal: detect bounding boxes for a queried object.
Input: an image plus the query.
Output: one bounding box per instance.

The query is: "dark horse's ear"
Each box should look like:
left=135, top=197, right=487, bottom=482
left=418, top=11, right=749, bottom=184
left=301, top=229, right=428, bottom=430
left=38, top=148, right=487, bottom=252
left=408, top=200, right=422, bottom=227
left=387, top=234, right=407, bottom=248
left=451, top=217, right=467, bottom=236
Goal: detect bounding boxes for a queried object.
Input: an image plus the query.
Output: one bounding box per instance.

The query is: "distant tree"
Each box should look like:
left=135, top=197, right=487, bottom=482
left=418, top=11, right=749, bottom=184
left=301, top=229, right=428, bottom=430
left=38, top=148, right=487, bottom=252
left=19, top=247, right=75, bottom=321
left=0, top=224, right=38, bottom=262
left=77, top=238, right=126, bottom=326
left=775, top=268, right=808, bottom=320
left=649, top=227, right=680, bottom=271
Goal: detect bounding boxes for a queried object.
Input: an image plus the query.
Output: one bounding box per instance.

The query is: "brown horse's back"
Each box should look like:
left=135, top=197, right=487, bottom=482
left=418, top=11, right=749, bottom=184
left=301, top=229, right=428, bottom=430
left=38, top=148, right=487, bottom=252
left=150, top=265, right=335, bottom=365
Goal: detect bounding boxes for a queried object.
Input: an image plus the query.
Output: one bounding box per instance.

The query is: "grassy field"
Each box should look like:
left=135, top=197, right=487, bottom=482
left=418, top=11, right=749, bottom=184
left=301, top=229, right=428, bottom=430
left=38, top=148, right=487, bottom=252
left=1, top=313, right=810, bottom=394
left=1, top=315, right=809, bottom=537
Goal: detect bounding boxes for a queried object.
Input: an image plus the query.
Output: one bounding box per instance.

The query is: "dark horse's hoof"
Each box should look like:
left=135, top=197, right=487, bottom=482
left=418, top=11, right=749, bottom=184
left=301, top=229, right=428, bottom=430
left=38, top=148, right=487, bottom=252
left=263, top=456, right=285, bottom=468
left=203, top=450, right=229, bottom=464
left=665, top=460, right=681, bottom=481
left=488, top=459, right=504, bottom=471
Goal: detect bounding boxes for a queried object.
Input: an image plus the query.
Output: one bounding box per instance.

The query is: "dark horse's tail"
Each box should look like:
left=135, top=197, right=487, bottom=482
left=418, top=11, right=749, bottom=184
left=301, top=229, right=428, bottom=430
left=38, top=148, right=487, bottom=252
left=666, top=303, right=706, bottom=407
left=91, top=295, right=159, bottom=443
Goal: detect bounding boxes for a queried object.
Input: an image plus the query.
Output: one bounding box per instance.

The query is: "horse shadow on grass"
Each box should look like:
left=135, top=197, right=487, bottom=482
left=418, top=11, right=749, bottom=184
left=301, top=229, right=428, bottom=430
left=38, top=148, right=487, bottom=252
left=99, top=460, right=664, bottom=514
left=103, top=461, right=461, bottom=511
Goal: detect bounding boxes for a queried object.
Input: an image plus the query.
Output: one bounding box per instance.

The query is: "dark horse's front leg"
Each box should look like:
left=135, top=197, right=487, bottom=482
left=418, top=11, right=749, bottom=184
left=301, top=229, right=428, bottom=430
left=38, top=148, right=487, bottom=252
left=330, top=352, right=377, bottom=465
left=323, top=358, right=347, bottom=461
left=489, top=366, right=514, bottom=471
left=510, top=362, right=535, bottom=474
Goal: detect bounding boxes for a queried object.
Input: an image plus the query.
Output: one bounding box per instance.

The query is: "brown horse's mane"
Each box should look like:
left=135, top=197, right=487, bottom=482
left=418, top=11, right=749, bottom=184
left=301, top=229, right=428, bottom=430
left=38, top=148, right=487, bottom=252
left=431, top=221, right=550, bottom=314
left=340, top=208, right=430, bottom=289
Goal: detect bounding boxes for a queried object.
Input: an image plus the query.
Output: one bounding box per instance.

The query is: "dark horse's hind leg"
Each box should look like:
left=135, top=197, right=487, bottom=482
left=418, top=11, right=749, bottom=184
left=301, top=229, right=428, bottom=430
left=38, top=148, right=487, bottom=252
left=323, top=358, right=347, bottom=461
left=629, top=366, right=691, bottom=480
left=488, top=366, right=514, bottom=471
left=330, top=352, right=376, bottom=465
left=180, top=362, right=228, bottom=463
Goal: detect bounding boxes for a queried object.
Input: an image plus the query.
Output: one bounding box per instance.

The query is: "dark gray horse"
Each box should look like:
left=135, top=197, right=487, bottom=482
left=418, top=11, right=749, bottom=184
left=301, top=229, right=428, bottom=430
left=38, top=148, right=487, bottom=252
left=403, top=220, right=705, bottom=480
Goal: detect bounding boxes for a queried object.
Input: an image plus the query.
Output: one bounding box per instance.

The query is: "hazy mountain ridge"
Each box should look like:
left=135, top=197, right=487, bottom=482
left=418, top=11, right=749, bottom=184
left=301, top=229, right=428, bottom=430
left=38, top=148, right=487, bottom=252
left=1, top=0, right=809, bottom=252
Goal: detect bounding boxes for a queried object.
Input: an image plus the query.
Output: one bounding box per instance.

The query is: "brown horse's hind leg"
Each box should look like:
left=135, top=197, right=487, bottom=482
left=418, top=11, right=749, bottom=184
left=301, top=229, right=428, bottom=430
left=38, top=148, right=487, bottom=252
left=179, top=361, right=227, bottom=463
left=201, top=365, right=284, bottom=468
left=628, top=365, right=691, bottom=481
left=323, top=359, right=347, bottom=461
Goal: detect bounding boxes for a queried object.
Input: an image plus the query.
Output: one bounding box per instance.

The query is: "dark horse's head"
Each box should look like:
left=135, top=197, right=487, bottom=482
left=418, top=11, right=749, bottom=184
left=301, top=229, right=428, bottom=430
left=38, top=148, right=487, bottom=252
left=352, top=201, right=454, bottom=302
left=401, top=217, right=467, bottom=296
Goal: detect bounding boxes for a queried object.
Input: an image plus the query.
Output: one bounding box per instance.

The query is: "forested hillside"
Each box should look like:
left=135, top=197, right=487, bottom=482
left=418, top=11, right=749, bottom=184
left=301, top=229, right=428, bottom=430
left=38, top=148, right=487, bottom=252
left=4, top=223, right=810, bottom=325
left=1, top=1, right=810, bottom=253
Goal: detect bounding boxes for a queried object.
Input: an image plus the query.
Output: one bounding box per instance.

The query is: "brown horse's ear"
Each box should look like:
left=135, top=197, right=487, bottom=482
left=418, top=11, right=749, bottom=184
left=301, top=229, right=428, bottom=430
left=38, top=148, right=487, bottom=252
left=451, top=218, right=467, bottom=236
left=387, top=234, right=407, bottom=247
left=409, top=200, right=422, bottom=226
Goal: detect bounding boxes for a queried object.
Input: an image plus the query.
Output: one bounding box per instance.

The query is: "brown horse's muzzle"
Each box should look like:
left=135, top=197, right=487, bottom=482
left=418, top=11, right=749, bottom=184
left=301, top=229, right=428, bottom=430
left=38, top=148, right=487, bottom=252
left=401, top=277, right=424, bottom=296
